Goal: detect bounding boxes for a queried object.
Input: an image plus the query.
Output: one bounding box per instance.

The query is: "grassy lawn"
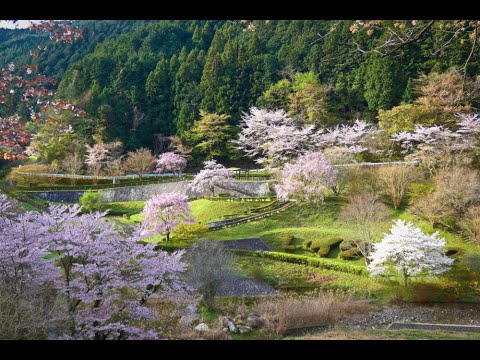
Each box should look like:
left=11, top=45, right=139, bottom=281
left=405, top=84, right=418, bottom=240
left=207, top=198, right=355, bottom=251
left=234, top=254, right=396, bottom=300
left=13, top=189, right=480, bottom=277
left=190, top=199, right=273, bottom=224
left=100, top=201, right=146, bottom=216
left=113, top=198, right=275, bottom=225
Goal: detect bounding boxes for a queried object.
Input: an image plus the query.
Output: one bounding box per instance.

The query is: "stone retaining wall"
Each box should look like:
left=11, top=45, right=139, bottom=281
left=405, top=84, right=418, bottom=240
left=32, top=181, right=270, bottom=203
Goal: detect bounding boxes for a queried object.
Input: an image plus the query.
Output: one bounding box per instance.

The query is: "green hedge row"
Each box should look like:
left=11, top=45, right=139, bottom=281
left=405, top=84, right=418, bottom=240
left=255, top=251, right=368, bottom=276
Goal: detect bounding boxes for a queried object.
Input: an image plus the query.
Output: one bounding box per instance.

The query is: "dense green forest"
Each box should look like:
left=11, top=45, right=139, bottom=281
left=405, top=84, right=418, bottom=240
left=0, top=20, right=151, bottom=81
left=2, top=20, right=479, bottom=154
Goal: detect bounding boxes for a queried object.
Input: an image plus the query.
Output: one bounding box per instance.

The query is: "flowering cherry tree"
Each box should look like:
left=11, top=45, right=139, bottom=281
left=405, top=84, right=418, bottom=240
left=391, top=113, right=480, bottom=173
left=155, top=152, right=187, bottom=176
left=140, top=193, right=194, bottom=241
left=0, top=115, right=31, bottom=160
left=233, top=107, right=376, bottom=169
left=0, top=21, right=84, bottom=161
left=368, top=220, right=454, bottom=286
left=274, top=151, right=338, bottom=203
left=188, top=160, right=236, bottom=196
left=84, top=142, right=111, bottom=177
left=0, top=195, right=193, bottom=339
left=314, top=120, right=376, bottom=155
left=0, top=199, right=57, bottom=295
left=233, top=107, right=316, bottom=168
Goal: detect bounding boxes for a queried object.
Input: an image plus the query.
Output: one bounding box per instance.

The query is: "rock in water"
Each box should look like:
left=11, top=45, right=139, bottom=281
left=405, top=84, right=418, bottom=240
left=195, top=323, right=210, bottom=332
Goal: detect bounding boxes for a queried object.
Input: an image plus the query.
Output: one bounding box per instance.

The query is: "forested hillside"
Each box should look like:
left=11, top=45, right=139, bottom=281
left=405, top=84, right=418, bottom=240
left=0, top=20, right=151, bottom=81
left=2, top=20, right=479, bottom=157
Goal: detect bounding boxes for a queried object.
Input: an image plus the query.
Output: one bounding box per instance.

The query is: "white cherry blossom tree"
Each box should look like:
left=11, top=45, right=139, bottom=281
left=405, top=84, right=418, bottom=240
left=368, top=220, right=454, bottom=286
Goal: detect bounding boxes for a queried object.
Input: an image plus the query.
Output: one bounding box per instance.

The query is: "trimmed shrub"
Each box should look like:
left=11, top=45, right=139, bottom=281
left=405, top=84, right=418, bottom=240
left=173, top=223, right=210, bottom=242
left=339, top=248, right=362, bottom=260
left=317, top=246, right=330, bottom=258
left=282, top=233, right=295, bottom=251
left=329, top=238, right=343, bottom=247
left=310, top=244, right=321, bottom=253
left=285, top=245, right=304, bottom=251
left=255, top=251, right=367, bottom=276
left=303, top=240, right=312, bottom=249
left=309, top=239, right=323, bottom=252
left=79, top=190, right=104, bottom=212
left=339, top=239, right=356, bottom=252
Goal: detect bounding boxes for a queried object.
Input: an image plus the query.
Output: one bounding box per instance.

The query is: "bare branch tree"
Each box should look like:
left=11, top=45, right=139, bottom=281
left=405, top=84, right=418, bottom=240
left=183, top=239, right=234, bottom=311
left=377, top=165, right=421, bottom=209
left=339, top=193, right=390, bottom=265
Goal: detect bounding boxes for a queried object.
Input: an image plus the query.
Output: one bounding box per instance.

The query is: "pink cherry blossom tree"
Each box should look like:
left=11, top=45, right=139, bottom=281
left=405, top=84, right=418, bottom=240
left=0, top=201, right=58, bottom=296
left=274, top=151, right=338, bottom=203
left=188, top=160, right=236, bottom=196
left=0, top=194, right=194, bottom=340
left=155, top=152, right=187, bottom=176
left=140, top=193, right=194, bottom=241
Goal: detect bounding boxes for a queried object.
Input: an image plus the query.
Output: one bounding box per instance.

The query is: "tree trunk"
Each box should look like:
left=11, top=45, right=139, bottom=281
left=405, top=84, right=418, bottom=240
left=403, top=270, right=409, bottom=287
left=166, top=231, right=170, bottom=241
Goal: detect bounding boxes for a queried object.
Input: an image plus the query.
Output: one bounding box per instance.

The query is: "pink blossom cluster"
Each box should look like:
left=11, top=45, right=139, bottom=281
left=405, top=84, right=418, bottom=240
left=188, top=160, right=236, bottom=196
left=0, top=195, right=192, bottom=339
left=154, top=151, right=187, bottom=176
left=315, top=119, right=376, bottom=154
left=274, top=151, right=338, bottom=202
left=233, top=107, right=316, bottom=168
left=140, top=192, right=194, bottom=240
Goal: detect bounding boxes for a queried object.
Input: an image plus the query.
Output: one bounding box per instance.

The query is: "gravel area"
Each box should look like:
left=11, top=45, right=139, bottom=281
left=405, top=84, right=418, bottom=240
left=218, top=238, right=271, bottom=251
left=388, top=322, right=480, bottom=333
left=217, top=275, right=277, bottom=296
left=340, top=303, right=480, bottom=329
